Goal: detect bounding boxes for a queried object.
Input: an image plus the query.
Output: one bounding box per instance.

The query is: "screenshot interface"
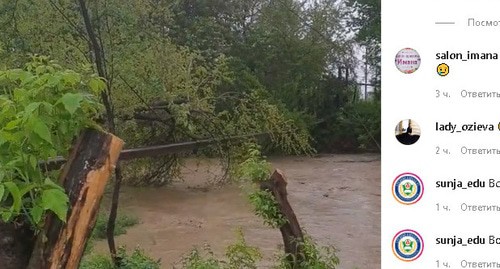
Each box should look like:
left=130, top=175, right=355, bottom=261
left=7, top=0, right=500, bottom=268
left=383, top=1, right=500, bottom=268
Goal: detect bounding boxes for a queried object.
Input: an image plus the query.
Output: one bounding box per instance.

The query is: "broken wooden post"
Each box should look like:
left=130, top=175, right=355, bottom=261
left=27, top=128, right=124, bottom=269
left=260, top=169, right=305, bottom=266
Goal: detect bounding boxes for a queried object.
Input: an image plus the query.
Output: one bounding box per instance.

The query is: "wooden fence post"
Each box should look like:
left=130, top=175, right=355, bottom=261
left=260, top=169, right=305, bottom=267
left=28, top=128, right=124, bottom=269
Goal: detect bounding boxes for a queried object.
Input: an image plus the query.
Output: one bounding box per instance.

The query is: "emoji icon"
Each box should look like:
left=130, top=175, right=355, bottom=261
left=437, top=63, right=449, bottom=76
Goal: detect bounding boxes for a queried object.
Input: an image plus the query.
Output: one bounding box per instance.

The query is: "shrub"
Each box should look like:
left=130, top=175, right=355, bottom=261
left=80, top=247, right=160, bottom=269
left=181, top=229, right=261, bottom=269
left=274, top=234, right=339, bottom=269
left=92, top=213, right=140, bottom=239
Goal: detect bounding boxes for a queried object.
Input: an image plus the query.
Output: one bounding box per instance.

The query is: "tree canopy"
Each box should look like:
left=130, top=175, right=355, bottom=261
left=0, top=0, right=380, bottom=177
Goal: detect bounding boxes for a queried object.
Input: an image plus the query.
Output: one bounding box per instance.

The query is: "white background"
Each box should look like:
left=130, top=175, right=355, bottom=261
left=382, top=1, right=500, bottom=268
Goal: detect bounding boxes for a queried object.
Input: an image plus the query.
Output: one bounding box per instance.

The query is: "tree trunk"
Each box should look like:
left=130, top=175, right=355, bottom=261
left=27, top=128, right=123, bottom=269
left=260, top=169, right=305, bottom=266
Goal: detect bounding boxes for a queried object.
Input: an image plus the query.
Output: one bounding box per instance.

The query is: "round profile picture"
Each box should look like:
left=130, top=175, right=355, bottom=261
left=392, top=172, right=424, bottom=205
left=395, top=48, right=421, bottom=74
left=392, top=229, right=424, bottom=262
left=395, top=119, right=421, bottom=145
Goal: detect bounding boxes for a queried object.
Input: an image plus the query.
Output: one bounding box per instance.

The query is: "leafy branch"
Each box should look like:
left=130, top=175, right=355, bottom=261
left=0, top=56, right=104, bottom=229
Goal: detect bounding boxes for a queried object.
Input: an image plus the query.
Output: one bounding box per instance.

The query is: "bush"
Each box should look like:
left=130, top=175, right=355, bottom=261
left=181, top=247, right=221, bottom=269
left=181, top=228, right=261, bottom=269
left=0, top=56, right=104, bottom=230
left=274, top=234, right=339, bottom=269
left=80, top=247, right=160, bottom=269
left=84, top=212, right=139, bottom=257
left=181, top=228, right=338, bottom=269
left=312, top=100, right=380, bottom=152
left=118, top=248, right=161, bottom=269
left=92, top=213, right=140, bottom=239
left=80, top=254, right=115, bottom=269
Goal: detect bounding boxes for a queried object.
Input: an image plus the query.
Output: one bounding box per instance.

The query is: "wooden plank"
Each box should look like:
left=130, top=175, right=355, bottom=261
left=260, top=169, right=305, bottom=266
left=28, top=128, right=124, bottom=269
left=41, top=132, right=269, bottom=171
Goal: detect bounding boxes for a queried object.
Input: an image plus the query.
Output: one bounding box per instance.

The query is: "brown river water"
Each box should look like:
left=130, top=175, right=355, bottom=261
left=95, top=154, right=381, bottom=269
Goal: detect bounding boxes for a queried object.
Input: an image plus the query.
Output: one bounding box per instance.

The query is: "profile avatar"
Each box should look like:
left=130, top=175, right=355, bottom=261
left=392, top=229, right=424, bottom=262
left=395, top=48, right=421, bottom=74
left=392, top=172, right=424, bottom=205
left=437, top=63, right=449, bottom=76
left=395, top=119, right=420, bottom=145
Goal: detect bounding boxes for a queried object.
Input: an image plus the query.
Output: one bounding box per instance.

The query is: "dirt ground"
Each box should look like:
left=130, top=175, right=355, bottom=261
left=95, top=154, right=381, bottom=269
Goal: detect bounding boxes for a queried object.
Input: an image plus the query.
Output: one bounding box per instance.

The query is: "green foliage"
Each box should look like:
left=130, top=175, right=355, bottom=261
left=0, top=0, right=377, bottom=194
left=233, top=143, right=271, bottom=183
left=120, top=157, right=181, bottom=186
left=0, top=56, right=103, bottom=228
left=83, top=212, right=139, bottom=258
left=274, top=234, right=339, bottom=269
left=0, top=3, right=376, bottom=268
left=248, top=190, right=287, bottom=228
left=230, top=90, right=314, bottom=155
left=181, top=229, right=261, bottom=269
left=345, top=0, right=381, bottom=87
left=233, top=144, right=339, bottom=269
left=91, top=212, right=140, bottom=240
left=182, top=229, right=338, bottom=269
left=182, top=247, right=221, bottom=269
left=80, top=247, right=161, bottom=269
left=243, top=0, right=344, bottom=111
left=231, top=144, right=286, bottom=228
left=80, top=254, right=115, bottom=269
left=0, top=0, right=380, bottom=157
left=183, top=246, right=221, bottom=269
left=345, top=0, right=380, bottom=45
left=117, top=247, right=161, bottom=269
left=331, top=100, right=380, bottom=152
left=225, top=229, right=262, bottom=269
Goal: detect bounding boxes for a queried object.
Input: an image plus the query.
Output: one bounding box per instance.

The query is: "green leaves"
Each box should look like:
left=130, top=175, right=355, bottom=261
left=234, top=144, right=272, bottom=183
left=0, top=184, right=4, bottom=201
left=42, top=188, right=69, bottom=222
left=88, top=77, right=106, bottom=94
left=24, top=102, right=42, bottom=117
left=30, top=117, right=52, bottom=144
left=31, top=204, right=44, bottom=224
left=248, top=190, right=287, bottom=228
left=58, top=93, right=83, bottom=115
left=62, top=71, right=81, bottom=85
left=3, top=182, right=21, bottom=212
left=4, top=118, right=21, bottom=130
left=0, top=57, right=102, bottom=229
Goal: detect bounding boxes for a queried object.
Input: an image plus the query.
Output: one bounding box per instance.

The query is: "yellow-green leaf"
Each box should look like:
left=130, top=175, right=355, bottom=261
left=58, top=93, right=83, bottom=115
left=4, top=182, right=21, bottom=212
left=42, top=188, right=68, bottom=222
left=31, top=205, right=43, bottom=224
left=88, top=77, right=106, bottom=93
left=62, top=71, right=81, bottom=85
left=30, top=118, right=52, bottom=144
left=0, top=185, right=4, bottom=201
left=4, top=119, right=21, bottom=130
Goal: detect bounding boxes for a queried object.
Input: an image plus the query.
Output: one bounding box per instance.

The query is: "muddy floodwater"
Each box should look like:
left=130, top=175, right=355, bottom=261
left=95, top=154, right=381, bottom=269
